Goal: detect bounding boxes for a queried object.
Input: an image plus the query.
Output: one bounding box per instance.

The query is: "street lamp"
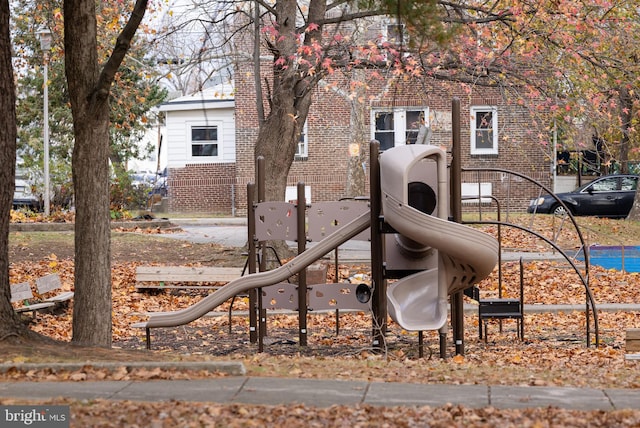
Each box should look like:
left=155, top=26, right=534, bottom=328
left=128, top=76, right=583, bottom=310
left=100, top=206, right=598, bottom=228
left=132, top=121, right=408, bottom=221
left=36, top=26, right=52, bottom=216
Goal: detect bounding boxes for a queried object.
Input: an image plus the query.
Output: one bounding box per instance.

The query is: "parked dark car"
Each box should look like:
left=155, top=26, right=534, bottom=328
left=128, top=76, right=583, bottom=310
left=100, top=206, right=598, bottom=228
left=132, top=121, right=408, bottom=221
left=528, top=174, right=639, bottom=218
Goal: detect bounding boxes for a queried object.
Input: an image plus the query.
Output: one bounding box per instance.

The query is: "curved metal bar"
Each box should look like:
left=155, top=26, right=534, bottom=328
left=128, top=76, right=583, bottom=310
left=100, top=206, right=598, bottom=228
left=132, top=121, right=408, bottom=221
left=462, top=167, right=599, bottom=347
left=462, top=167, right=591, bottom=276
left=462, top=194, right=503, bottom=296
left=465, top=220, right=599, bottom=348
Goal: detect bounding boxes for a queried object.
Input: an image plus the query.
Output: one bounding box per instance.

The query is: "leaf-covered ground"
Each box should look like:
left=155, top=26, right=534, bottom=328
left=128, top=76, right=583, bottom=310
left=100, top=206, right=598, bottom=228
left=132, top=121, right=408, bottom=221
left=6, top=257, right=640, bottom=387
left=4, top=214, right=640, bottom=426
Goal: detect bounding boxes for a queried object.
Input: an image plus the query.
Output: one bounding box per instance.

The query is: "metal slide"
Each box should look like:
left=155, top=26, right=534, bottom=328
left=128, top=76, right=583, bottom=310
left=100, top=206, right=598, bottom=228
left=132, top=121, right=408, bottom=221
left=382, top=145, right=499, bottom=332
left=132, top=210, right=371, bottom=330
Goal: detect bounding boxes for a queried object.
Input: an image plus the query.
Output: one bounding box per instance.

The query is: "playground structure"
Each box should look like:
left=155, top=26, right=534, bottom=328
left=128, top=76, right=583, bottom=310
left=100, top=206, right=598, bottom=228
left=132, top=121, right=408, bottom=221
left=134, top=141, right=500, bottom=354
left=239, top=143, right=499, bottom=354
left=133, top=98, right=600, bottom=355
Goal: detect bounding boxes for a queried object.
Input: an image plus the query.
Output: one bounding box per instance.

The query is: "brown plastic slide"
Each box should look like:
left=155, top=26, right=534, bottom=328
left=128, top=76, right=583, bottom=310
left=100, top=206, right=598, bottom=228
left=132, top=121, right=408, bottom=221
left=132, top=210, right=371, bottom=329
left=382, top=145, right=499, bottom=331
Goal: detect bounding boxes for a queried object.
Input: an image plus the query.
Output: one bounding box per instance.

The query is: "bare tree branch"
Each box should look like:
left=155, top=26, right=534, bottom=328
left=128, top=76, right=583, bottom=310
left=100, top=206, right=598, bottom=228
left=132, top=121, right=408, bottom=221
left=97, top=0, right=149, bottom=99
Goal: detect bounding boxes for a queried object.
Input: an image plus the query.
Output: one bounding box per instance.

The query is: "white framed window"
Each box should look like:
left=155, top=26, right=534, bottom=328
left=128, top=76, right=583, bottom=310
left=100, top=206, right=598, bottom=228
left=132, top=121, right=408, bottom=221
left=381, top=21, right=410, bottom=61
left=190, top=125, right=220, bottom=159
left=372, top=108, right=429, bottom=151
left=470, top=106, right=498, bottom=155
left=295, top=121, right=308, bottom=159
left=385, top=22, right=407, bottom=46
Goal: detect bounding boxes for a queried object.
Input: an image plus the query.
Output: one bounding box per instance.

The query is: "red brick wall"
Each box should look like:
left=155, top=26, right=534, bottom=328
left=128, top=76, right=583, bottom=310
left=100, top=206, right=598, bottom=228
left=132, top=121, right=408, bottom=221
left=364, top=80, right=552, bottom=212
left=204, top=14, right=553, bottom=218
left=167, top=163, right=237, bottom=214
left=234, top=64, right=357, bottom=215
left=169, top=61, right=551, bottom=216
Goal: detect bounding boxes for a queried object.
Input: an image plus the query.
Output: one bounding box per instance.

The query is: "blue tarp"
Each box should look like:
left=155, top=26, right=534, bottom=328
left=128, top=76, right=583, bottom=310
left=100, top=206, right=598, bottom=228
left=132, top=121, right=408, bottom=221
left=577, top=245, right=640, bottom=272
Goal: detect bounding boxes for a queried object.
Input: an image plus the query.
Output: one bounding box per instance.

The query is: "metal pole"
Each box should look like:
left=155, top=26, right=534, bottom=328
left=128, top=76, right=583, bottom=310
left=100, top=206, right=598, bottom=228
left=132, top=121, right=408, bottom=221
left=43, top=55, right=50, bottom=216
left=451, top=97, right=464, bottom=356
left=247, top=182, right=258, bottom=344
left=256, top=157, right=266, bottom=351
left=369, top=141, right=386, bottom=349
left=37, top=27, right=52, bottom=216
left=297, top=182, right=307, bottom=346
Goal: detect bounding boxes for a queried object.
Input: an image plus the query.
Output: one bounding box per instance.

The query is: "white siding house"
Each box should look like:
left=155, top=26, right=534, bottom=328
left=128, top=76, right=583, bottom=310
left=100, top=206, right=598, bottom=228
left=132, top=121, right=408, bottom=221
left=157, top=84, right=238, bottom=213
left=159, top=85, right=236, bottom=167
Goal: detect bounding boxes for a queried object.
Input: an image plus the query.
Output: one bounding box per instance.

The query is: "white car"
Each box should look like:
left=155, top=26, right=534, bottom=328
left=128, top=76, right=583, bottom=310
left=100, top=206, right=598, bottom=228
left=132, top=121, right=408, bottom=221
left=13, top=177, right=40, bottom=209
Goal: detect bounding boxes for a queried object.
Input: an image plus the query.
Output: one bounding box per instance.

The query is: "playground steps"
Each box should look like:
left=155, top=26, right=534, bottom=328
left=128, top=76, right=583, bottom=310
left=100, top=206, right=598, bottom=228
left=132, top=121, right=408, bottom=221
left=465, top=286, right=524, bottom=342
left=135, top=266, right=244, bottom=290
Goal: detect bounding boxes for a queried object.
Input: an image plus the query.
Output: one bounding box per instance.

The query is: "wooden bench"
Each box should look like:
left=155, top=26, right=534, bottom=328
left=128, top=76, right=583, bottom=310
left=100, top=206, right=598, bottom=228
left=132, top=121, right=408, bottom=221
left=36, top=274, right=74, bottom=305
left=10, top=282, right=55, bottom=318
left=135, top=266, right=244, bottom=291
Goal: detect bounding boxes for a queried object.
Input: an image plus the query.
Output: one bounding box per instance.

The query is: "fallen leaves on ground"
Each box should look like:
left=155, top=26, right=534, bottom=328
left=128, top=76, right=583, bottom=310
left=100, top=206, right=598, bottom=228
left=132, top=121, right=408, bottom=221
left=5, top=215, right=640, bottom=425
left=1, top=398, right=640, bottom=428
left=10, top=210, right=75, bottom=224
left=5, top=257, right=640, bottom=390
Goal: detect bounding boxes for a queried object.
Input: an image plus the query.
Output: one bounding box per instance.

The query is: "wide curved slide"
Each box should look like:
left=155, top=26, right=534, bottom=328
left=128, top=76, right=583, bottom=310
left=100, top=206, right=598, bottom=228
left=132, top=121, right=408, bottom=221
left=132, top=210, right=371, bottom=329
left=384, top=195, right=499, bottom=331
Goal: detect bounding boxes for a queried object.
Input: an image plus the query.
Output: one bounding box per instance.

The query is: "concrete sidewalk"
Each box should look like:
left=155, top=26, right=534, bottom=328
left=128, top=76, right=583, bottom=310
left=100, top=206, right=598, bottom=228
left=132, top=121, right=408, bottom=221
left=1, top=376, right=640, bottom=410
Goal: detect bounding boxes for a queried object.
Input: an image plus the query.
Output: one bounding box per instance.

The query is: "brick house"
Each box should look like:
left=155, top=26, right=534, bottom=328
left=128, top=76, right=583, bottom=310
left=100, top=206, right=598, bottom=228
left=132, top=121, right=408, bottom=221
left=160, top=68, right=551, bottom=216
left=160, top=74, right=551, bottom=215
left=231, top=67, right=551, bottom=216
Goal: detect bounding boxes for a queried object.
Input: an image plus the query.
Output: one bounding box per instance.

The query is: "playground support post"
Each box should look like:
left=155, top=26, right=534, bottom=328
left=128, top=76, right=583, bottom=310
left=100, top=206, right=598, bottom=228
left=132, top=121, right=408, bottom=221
left=369, top=141, right=387, bottom=349
left=451, top=97, right=465, bottom=356
left=247, top=182, right=258, bottom=344
left=257, top=157, right=266, bottom=352
left=296, top=182, right=308, bottom=346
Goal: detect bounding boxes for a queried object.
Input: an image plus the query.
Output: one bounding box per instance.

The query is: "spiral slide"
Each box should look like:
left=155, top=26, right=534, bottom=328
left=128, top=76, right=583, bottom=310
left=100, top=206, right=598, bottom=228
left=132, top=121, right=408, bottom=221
left=381, top=145, right=499, bottom=332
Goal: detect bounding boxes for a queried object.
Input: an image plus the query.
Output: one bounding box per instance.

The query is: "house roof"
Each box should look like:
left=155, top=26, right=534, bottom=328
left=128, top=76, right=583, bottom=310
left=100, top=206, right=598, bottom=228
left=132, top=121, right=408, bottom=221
left=159, top=83, right=235, bottom=112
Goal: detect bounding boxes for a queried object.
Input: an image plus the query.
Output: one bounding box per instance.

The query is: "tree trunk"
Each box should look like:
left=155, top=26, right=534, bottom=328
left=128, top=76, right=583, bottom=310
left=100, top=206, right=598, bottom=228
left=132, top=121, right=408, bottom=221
left=71, top=119, right=112, bottom=346
left=63, top=0, right=148, bottom=346
left=254, top=111, right=299, bottom=202
left=64, top=0, right=112, bottom=346
left=253, top=0, right=312, bottom=202
left=345, top=72, right=369, bottom=198
left=0, top=0, right=34, bottom=340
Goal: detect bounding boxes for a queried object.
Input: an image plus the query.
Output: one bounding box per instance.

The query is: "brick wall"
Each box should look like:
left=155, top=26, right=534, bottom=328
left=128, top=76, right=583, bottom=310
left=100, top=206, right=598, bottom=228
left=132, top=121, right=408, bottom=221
left=233, top=64, right=357, bottom=215
left=167, top=163, right=237, bottom=214
left=230, top=61, right=550, bottom=215
left=206, top=13, right=554, bottom=218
